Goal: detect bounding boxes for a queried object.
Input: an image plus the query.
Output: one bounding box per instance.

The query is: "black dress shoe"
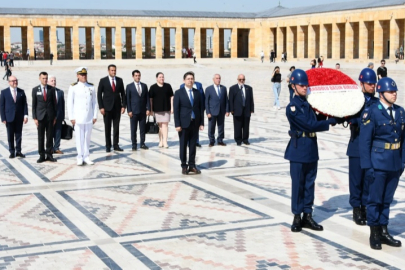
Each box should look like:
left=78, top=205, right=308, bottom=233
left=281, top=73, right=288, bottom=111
left=182, top=168, right=189, bottom=175
left=301, top=213, right=323, bottom=231
left=218, top=142, right=226, bottom=146
left=196, top=143, right=202, bottom=148
left=380, top=225, right=402, bottom=247
left=209, top=143, right=214, bottom=147
left=132, top=147, right=137, bottom=151
left=243, top=141, right=250, bottom=145
left=188, top=167, right=201, bottom=174
left=46, top=155, right=57, bottom=162
left=9, top=153, right=15, bottom=159
left=106, top=148, right=111, bottom=153
left=16, top=152, right=25, bottom=158
left=37, top=156, right=46, bottom=163
left=370, top=226, right=382, bottom=250
left=114, top=147, right=124, bottom=152
left=140, top=144, right=149, bottom=150
left=291, top=214, right=302, bottom=232
left=237, top=142, right=242, bottom=146
left=353, top=207, right=366, bottom=226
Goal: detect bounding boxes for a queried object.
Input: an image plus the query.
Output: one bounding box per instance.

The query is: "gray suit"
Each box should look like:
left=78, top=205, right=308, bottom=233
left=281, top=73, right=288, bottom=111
left=205, top=84, right=229, bottom=144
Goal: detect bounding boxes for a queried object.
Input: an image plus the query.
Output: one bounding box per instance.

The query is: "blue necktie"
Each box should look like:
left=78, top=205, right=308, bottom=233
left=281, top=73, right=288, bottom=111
left=189, top=89, right=195, bottom=119
left=217, top=86, right=221, bottom=98
left=240, top=85, right=245, bottom=107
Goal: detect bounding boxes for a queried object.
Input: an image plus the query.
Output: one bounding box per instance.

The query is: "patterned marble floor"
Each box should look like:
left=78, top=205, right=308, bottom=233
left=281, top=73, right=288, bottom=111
left=0, top=59, right=404, bottom=269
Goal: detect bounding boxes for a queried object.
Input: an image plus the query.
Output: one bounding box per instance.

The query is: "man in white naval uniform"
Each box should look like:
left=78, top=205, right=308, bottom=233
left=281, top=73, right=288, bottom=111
left=67, top=67, right=98, bottom=166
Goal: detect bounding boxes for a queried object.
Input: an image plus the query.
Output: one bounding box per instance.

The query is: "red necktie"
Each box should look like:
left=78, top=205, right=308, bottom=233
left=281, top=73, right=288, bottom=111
left=43, top=87, right=47, bottom=101
left=112, top=79, right=116, bottom=92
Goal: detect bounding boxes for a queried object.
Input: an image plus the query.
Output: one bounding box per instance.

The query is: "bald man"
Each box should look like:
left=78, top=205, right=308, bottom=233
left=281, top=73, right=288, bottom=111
left=0, top=76, right=28, bottom=158
left=229, top=74, right=254, bottom=146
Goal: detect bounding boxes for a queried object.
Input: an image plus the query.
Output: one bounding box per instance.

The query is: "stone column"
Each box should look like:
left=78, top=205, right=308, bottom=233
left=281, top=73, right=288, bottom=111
left=213, top=27, right=219, bottom=58
left=50, top=25, right=57, bottom=61
left=85, top=27, right=92, bottom=59
left=195, top=27, right=201, bottom=58
left=319, top=24, right=328, bottom=59
left=374, top=20, right=383, bottom=61
left=136, top=27, right=142, bottom=59
left=297, top=26, right=304, bottom=59
left=106, top=27, right=112, bottom=59
left=308, top=25, right=316, bottom=59
left=286, top=26, right=294, bottom=60
left=390, top=19, right=399, bottom=60
left=93, top=26, right=101, bottom=60
left=164, top=28, right=170, bottom=58
left=276, top=27, right=283, bottom=59
left=43, top=27, right=50, bottom=59
left=115, top=26, right=122, bottom=60
left=345, top=22, right=354, bottom=60
left=27, top=25, right=34, bottom=60
left=358, top=21, right=367, bottom=60
left=72, top=25, right=80, bottom=60
left=231, top=27, right=237, bottom=58
left=200, top=29, right=207, bottom=58
left=3, top=25, right=11, bottom=52
left=248, top=28, right=255, bottom=58
left=219, top=29, right=224, bottom=57
left=182, top=28, right=189, bottom=51
left=156, top=27, right=162, bottom=59
left=125, top=28, right=132, bottom=59
left=332, top=23, right=340, bottom=59
left=145, top=28, right=152, bottom=58
left=65, top=27, right=72, bottom=59
left=175, top=27, right=182, bottom=59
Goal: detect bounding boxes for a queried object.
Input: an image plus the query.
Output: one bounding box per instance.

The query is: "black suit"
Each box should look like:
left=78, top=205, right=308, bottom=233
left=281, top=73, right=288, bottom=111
left=0, top=87, right=28, bottom=154
left=32, top=85, right=57, bottom=157
left=126, top=81, right=150, bottom=147
left=173, top=87, right=204, bottom=169
left=229, top=84, right=254, bottom=144
left=97, top=76, right=126, bottom=149
left=53, top=88, right=65, bottom=151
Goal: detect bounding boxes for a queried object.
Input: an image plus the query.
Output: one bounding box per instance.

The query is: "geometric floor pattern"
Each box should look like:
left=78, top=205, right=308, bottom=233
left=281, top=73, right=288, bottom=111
left=0, top=59, right=404, bottom=269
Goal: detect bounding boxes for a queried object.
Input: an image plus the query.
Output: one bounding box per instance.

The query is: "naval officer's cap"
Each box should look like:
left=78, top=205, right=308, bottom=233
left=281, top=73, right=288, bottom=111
left=75, top=67, right=88, bottom=74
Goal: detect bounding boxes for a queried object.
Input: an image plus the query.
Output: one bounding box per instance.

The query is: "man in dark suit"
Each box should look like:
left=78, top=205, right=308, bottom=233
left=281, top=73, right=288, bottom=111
left=180, top=72, right=204, bottom=147
left=97, top=64, right=126, bottom=152
left=32, top=71, right=57, bottom=163
left=48, top=75, right=65, bottom=154
left=174, top=71, right=204, bottom=175
left=0, top=76, right=28, bottom=158
left=126, top=70, right=150, bottom=151
left=229, top=74, right=254, bottom=146
left=205, top=74, right=229, bottom=147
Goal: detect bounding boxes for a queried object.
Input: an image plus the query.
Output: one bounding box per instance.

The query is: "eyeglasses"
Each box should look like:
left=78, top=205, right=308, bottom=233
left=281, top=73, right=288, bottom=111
left=9, top=80, right=18, bottom=82
left=238, top=79, right=245, bottom=81
left=381, top=62, right=386, bottom=65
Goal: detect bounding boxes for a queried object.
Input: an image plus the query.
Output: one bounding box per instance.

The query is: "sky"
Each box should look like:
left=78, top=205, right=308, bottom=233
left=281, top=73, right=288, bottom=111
left=4, top=0, right=356, bottom=44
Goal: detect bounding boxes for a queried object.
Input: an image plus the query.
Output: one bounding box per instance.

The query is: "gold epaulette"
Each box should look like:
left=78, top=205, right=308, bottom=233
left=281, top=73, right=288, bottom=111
left=71, top=82, right=78, bottom=86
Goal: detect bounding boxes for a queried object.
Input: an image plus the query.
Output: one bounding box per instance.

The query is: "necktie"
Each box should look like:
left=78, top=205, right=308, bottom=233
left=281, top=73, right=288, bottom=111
left=137, top=83, right=142, bottom=96
left=217, top=86, right=221, bottom=98
left=240, top=85, right=245, bottom=107
left=43, top=87, right=47, bottom=101
left=189, top=89, right=195, bottom=119
left=112, top=79, right=116, bottom=92
left=12, top=88, right=16, bottom=102
left=388, top=107, right=394, bottom=122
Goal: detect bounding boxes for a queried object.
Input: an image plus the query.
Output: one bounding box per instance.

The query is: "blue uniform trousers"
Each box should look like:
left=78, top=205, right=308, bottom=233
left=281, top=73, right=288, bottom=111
left=367, top=170, right=400, bottom=226
left=348, top=157, right=368, bottom=208
left=290, top=161, right=317, bottom=215
left=288, top=85, right=294, bottom=102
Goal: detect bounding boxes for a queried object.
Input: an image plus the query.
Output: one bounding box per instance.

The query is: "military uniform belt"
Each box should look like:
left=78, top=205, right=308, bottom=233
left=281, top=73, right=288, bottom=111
left=302, top=132, right=316, bottom=138
left=373, top=141, right=401, bottom=150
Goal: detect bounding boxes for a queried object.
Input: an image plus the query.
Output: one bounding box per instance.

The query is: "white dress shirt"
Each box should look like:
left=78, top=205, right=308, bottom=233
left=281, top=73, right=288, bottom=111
left=109, top=76, right=116, bottom=87
left=381, top=101, right=396, bottom=119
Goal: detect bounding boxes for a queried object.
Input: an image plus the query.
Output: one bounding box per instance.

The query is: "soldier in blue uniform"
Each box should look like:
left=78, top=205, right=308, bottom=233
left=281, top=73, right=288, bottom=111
left=359, top=77, right=404, bottom=250
left=346, top=68, right=379, bottom=225
left=285, top=69, right=337, bottom=232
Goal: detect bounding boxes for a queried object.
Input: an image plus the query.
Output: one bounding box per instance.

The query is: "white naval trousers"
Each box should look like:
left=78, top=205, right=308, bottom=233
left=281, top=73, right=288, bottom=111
left=75, top=123, right=93, bottom=161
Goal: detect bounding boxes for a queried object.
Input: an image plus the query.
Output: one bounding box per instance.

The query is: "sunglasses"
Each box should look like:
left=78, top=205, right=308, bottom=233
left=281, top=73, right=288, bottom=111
left=238, top=79, right=245, bottom=81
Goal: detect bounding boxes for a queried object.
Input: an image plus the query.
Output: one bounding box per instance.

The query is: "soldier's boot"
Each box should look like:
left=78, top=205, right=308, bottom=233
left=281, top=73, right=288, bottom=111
left=380, top=225, right=402, bottom=247
left=291, top=214, right=302, bottom=232
left=369, top=226, right=382, bottom=250
left=360, top=205, right=367, bottom=221
left=353, top=207, right=366, bottom=225
left=301, top=213, right=323, bottom=231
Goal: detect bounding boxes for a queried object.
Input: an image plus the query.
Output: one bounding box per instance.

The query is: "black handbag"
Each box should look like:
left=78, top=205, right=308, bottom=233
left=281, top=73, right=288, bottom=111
left=146, top=116, right=159, bottom=134
left=61, top=120, right=74, bottom=140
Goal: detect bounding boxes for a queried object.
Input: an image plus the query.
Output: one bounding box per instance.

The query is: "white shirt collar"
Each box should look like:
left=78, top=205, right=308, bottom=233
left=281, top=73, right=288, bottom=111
left=10, top=87, right=15, bottom=91
left=238, top=84, right=244, bottom=88
left=109, top=76, right=115, bottom=80
left=380, top=101, right=392, bottom=110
